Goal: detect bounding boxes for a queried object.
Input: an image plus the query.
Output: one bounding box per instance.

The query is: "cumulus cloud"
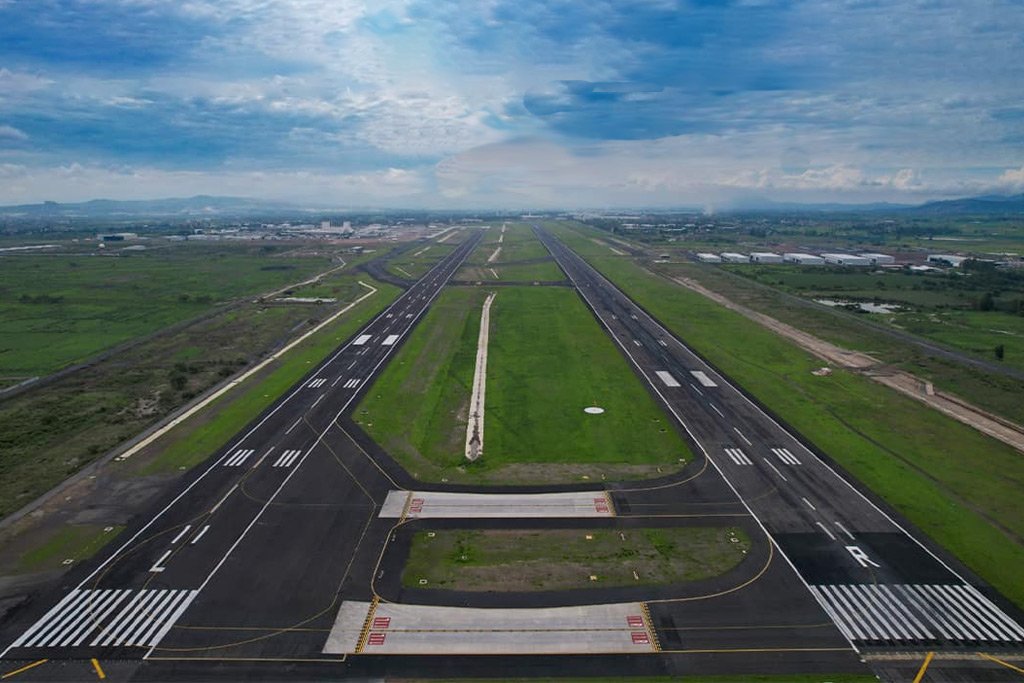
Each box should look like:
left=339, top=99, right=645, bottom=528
left=0, top=0, right=1023, bottom=205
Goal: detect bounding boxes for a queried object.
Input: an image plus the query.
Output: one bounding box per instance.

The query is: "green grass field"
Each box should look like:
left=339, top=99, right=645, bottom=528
left=0, top=243, right=334, bottom=378
left=403, top=527, right=750, bottom=591
left=387, top=243, right=457, bottom=279
left=138, top=280, right=400, bottom=474
left=547, top=222, right=1024, bottom=609
left=13, top=524, right=124, bottom=573
left=357, top=285, right=690, bottom=484
left=457, top=261, right=566, bottom=282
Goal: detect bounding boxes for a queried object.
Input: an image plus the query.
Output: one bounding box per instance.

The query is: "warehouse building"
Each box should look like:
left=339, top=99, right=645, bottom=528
left=784, top=252, right=825, bottom=265
left=749, top=251, right=784, bottom=264
left=696, top=252, right=722, bottom=263
left=821, top=253, right=872, bottom=266
left=720, top=252, right=748, bottom=263
left=859, top=252, right=896, bottom=266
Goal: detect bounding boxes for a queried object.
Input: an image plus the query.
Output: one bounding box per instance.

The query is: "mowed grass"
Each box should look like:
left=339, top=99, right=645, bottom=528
left=358, top=286, right=689, bottom=483
left=457, top=261, right=566, bottom=282
left=0, top=245, right=332, bottom=377
left=548, top=223, right=1024, bottom=608
left=486, top=287, right=684, bottom=465
left=387, top=243, right=457, bottom=279
left=402, top=527, right=750, bottom=591
left=15, top=524, right=124, bottom=573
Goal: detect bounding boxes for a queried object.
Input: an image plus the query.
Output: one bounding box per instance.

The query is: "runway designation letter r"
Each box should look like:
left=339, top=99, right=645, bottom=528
left=846, top=545, right=881, bottom=568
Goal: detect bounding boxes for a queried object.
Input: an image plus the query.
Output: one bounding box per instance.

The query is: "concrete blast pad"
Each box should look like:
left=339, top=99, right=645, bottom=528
left=324, top=601, right=657, bottom=655
left=378, top=490, right=614, bottom=518
left=323, top=601, right=372, bottom=654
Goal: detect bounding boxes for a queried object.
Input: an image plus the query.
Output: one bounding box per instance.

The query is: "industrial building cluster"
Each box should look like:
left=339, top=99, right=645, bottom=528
left=695, top=251, right=896, bottom=266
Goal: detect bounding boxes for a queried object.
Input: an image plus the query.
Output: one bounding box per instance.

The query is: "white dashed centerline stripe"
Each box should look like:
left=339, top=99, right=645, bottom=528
left=762, top=458, right=788, bottom=481
left=285, top=418, right=302, bottom=435
left=733, top=428, right=752, bottom=446
left=210, top=484, right=238, bottom=514
left=710, top=404, right=725, bottom=418
left=835, top=521, right=855, bottom=540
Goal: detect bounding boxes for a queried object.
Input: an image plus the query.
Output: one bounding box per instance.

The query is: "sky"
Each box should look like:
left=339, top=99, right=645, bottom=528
left=0, top=0, right=1022, bottom=208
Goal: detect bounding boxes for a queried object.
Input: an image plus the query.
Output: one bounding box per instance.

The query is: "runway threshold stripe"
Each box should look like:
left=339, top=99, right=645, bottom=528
left=11, top=590, right=81, bottom=647
left=41, top=590, right=118, bottom=647
left=813, top=583, right=1024, bottom=644
left=963, top=585, right=1024, bottom=640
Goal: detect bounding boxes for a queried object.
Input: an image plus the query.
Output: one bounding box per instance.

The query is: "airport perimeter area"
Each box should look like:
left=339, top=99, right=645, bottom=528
left=1, top=225, right=1023, bottom=683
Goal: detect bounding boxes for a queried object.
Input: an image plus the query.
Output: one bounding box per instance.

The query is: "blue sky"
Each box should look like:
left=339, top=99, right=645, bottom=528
left=0, top=0, right=1022, bottom=207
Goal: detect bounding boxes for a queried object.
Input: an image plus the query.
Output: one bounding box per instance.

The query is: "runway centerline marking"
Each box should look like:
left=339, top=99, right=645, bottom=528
left=762, top=458, right=788, bottom=481
left=733, top=428, right=752, bottom=446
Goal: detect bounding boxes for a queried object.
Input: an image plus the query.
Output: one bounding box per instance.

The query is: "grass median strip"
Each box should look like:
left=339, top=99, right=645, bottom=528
left=548, top=222, right=1024, bottom=609
left=403, top=528, right=751, bottom=591
left=357, top=286, right=690, bottom=484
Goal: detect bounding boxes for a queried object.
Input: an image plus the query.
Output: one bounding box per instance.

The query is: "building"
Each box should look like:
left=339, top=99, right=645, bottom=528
left=821, top=253, right=872, bottom=266
left=928, top=254, right=968, bottom=267
left=859, top=252, right=896, bottom=266
left=783, top=252, right=825, bottom=265
left=696, top=252, right=722, bottom=263
left=750, top=252, right=784, bottom=264
left=720, top=252, right=748, bottom=263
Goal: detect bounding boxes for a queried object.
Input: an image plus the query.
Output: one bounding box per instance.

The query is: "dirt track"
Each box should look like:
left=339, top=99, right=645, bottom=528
left=670, top=275, right=1024, bottom=454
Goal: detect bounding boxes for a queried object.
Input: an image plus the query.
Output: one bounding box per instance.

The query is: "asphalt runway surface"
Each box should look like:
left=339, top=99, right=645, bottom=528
left=0, top=225, right=1020, bottom=681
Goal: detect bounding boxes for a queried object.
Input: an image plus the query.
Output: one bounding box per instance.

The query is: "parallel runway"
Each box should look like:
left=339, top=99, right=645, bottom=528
left=0, top=225, right=1020, bottom=681
left=537, top=226, right=1024, bottom=651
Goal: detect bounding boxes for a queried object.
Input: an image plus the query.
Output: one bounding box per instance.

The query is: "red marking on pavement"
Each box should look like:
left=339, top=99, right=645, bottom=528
left=627, top=615, right=644, bottom=628
left=631, top=632, right=650, bottom=645
left=367, top=632, right=387, bottom=646
left=372, top=617, right=391, bottom=630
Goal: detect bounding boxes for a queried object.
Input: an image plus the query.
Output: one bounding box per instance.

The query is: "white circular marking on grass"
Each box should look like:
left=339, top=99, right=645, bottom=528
left=584, top=406, right=605, bottom=414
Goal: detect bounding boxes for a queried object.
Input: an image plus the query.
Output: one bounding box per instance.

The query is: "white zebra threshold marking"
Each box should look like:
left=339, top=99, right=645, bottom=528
left=724, top=448, right=753, bottom=465
left=810, top=583, right=1024, bottom=644
left=10, top=589, right=198, bottom=649
left=223, top=449, right=254, bottom=467
left=771, top=447, right=802, bottom=465
left=273, top=449, right=303, bottom=468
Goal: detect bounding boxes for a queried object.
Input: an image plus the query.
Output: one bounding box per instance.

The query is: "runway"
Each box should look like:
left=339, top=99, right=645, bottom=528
left=0, top=224, right=1019, bottom=681
left=535, top=226, right=1024, bottom=652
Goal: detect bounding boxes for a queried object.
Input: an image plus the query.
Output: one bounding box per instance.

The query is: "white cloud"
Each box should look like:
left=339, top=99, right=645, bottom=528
left=0, top=125, right=28, bottom=141
left=998, top=166, right=1024, bottom=190
left=0, top=163, right=430, bottom=205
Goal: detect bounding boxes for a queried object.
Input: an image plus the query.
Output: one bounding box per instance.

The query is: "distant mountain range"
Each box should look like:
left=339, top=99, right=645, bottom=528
left=0, top=195, right=299, bottom=218
left=730, top=193, right=1024, bottom=216
left=1, top=192, right=1023, bottom=218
